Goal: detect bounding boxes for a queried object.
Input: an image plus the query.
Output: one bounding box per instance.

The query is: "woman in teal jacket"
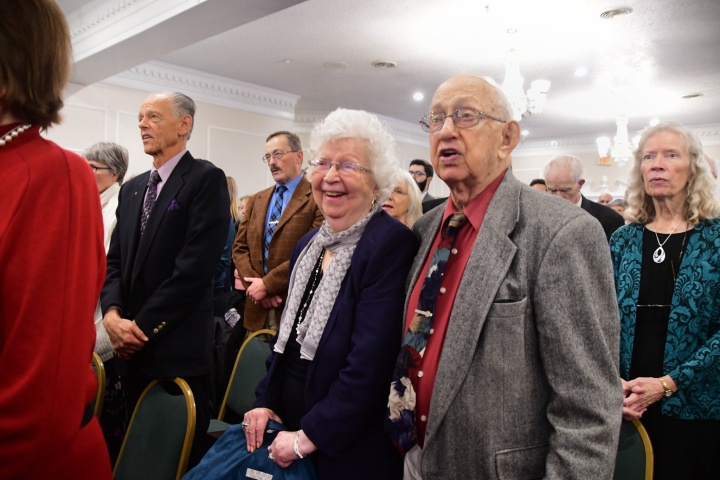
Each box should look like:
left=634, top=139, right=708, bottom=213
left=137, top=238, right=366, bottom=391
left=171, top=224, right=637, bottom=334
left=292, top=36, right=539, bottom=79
left=610, top=122, right=720, bottom=479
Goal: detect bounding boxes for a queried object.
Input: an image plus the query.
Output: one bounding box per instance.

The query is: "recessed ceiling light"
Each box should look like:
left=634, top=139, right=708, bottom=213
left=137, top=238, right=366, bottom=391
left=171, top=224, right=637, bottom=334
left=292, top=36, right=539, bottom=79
left=521, top=129, right=529, bottom=136
left=323, top=61, right=348, bottom=69
left=600, top=7, right=633, bottom=19
left=681, top=93, right=703, bottom=99
left=281, top=59, right=292, bottom=64
left=371, top=60, right=396, bottom=69
left=574, top=67, right=588, bottom=77
left=506, top=28, right=518, bottom=34
left=413, top=92, right=424, bottom=102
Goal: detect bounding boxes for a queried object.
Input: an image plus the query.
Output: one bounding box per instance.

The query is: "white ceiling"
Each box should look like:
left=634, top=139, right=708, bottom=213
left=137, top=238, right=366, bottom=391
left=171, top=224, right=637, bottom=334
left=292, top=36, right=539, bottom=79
left=58, top=0, right=720, bottom=144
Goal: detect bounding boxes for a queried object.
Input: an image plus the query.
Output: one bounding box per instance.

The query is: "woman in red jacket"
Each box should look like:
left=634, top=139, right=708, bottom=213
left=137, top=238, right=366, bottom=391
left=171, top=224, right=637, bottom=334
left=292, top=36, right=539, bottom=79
left=0, top=1, right=112, bottom=478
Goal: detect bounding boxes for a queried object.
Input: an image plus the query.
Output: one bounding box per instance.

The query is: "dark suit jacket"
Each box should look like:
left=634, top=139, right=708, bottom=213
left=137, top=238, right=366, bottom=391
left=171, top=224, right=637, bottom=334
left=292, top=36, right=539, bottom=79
left=255, top=212, right=418, bottom=479
left=421, top=196, right=447, bottom=214
left=411, top=174, right=621, bottom=479
left=232, top=176, right=323, bottom=331
left=581, top=195, right=625, bottom=242
left=101, top=152, right=230, bottom=378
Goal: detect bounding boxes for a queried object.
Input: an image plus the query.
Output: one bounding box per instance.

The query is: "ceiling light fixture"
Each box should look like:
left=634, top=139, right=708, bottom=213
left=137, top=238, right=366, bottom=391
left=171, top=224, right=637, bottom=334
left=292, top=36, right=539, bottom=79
left=596, top=114, right=635, bottom=167
left=600, top=7, right=633, bottom=19
left=500, top=50, right=551, bottom=121
left=371, top=60, right=396, bottom=69
left=413, top=92, right=424, bottom=101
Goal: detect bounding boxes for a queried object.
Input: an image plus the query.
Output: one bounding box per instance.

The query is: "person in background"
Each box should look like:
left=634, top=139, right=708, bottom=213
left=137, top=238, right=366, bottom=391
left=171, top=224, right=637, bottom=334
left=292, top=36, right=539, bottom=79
left=409, top=159, right=435, bottom=203
left=608, top=198, right=626, bottom=218
left=385, top=74, right=621, bottom=479
left=529, top=178, right=547, bottom=191
left=232, top=131, right=323, bottom=332
left=544, top=154, right=625, bottom=241
left=84, top=141, right=129, bottom=464
left=611, top=122, right=720, bottom=480
left=241, top=109, right=418, bottom=479
left=382, top=170, right=423, bottom=228
left=239, top=194, right=251, bottom=221
left=0, top=1, right=112, bottom=477
left=101, top=91, right=230, bottom=468
left=227, top=176, right=241, bottom=227
left=598, top=192, right=613, bottom=205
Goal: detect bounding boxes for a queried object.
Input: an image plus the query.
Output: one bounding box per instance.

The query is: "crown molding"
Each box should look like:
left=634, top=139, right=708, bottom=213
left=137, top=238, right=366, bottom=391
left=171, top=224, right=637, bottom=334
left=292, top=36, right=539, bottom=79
left=102, top=61, right=299, bottom=120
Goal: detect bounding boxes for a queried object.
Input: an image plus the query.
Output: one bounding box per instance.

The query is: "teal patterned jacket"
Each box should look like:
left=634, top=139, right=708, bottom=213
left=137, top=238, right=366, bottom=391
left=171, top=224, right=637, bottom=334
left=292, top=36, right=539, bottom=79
left=610, top=218, right=720, bottom=419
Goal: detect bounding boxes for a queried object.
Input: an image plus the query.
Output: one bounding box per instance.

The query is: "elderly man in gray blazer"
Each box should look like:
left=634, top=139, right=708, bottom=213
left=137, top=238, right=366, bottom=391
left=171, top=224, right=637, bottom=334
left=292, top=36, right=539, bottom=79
left=386, top=75, right=622, bottom=479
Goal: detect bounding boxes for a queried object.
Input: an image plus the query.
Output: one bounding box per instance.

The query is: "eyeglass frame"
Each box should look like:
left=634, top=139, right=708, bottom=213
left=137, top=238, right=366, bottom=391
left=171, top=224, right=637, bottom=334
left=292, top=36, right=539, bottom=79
left=261, top=149, right=299, bottom=163
left=419, top=107, right=506, bottom=133
left=89, top=164, right=114, bottom=173
left=408, top=170, right=427, bottom=179
left=308, top=158, right=373, bottom=174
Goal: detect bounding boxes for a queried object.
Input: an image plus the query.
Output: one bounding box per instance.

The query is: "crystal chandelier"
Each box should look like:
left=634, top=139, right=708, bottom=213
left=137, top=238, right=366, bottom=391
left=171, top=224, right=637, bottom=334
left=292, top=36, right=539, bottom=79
left=596, top=114, right=634, bottom=167
left=500, top=53, right=551, bottom=121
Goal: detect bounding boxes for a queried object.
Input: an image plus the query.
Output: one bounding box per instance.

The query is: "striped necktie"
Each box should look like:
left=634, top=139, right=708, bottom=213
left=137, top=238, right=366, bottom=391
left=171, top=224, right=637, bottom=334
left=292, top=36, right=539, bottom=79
left=263, top=185, right=287, bottom=273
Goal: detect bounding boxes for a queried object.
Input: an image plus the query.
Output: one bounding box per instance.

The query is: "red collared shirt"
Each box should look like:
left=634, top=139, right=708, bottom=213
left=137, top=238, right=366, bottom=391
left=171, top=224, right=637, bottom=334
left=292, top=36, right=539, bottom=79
left=406, top=170, right=506, bottom=447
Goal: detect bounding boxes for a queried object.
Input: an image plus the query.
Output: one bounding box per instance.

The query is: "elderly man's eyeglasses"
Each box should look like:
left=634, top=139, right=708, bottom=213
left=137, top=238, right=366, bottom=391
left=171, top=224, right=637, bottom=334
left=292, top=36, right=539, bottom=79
left=420, top=108, right=506, bottom=133
left=309, top=158, right=373, bottom=174
left=262, top=150, right=298, bottom=163
left=90, top=165, right=113, bottom=173
left=408, top=171, right=427, bottom=179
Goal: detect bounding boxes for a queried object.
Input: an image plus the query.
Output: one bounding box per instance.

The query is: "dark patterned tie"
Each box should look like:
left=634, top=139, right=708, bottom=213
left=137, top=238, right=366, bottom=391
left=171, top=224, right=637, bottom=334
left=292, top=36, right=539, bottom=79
left=139, top=170, right=161, bottom=236
left=385, top=212, right=468, bottom=453
left=263, top=185, right=287, bottom=274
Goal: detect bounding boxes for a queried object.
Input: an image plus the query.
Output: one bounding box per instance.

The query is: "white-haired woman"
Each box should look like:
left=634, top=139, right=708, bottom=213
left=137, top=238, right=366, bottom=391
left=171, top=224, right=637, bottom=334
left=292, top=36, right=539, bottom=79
left=611, top=122, right=720, bottom=479
left=383, top=170, right=423, bottom=228
left=242, top=109, right=418, bottom=479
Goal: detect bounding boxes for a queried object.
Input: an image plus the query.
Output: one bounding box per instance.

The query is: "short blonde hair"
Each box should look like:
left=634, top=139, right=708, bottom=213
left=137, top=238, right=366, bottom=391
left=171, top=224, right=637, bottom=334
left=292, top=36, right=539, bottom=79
left=624, top=122, right=719, bottom=224
left=398, top=170, right=423, bottom=227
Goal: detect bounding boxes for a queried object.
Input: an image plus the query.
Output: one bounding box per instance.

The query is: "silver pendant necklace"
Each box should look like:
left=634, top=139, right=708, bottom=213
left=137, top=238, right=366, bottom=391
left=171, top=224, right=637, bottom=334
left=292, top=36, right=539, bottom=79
left=652, top=220, right=681, bottom=263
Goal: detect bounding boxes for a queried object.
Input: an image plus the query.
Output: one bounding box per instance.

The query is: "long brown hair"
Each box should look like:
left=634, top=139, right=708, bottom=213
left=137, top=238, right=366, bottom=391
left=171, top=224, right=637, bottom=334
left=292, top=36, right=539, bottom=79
left=0, top=0, right=72, bottom=128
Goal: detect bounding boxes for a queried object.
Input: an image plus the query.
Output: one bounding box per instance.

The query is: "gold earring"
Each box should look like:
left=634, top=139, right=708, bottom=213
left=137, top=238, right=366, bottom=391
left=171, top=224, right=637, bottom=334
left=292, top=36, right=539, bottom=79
left=371, top=197, right=376, bottom=209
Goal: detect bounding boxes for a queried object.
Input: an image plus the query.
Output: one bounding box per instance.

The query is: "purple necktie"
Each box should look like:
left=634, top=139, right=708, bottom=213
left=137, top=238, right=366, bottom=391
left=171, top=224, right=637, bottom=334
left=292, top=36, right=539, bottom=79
left=140, top=170, right=161, bottom=235
left=385, top=212, right=468, bottom=453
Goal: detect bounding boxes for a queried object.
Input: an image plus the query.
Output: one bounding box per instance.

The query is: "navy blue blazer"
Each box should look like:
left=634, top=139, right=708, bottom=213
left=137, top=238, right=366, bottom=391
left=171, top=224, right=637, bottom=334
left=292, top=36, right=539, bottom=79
left=101, top=152, right=230, bottom=378
left=255, top=211, right=419, bottom=479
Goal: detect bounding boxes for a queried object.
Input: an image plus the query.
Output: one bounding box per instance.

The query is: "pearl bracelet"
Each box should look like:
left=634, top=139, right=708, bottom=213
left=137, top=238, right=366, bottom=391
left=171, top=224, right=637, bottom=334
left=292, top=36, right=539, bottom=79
left=294, top=431, right=305, bottom=459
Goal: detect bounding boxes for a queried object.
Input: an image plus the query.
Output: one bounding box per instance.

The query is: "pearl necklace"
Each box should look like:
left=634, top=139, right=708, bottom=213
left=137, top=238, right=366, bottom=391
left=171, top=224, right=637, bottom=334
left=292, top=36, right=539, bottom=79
left=0, top=124, right=32, bottom=147
left=652, top=220, right=682, bottom=263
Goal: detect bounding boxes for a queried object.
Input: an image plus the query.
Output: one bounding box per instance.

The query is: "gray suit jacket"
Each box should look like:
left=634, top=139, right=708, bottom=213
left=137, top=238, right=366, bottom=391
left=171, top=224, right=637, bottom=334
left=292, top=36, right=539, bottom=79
left=411, top=173, right=622, bottom=479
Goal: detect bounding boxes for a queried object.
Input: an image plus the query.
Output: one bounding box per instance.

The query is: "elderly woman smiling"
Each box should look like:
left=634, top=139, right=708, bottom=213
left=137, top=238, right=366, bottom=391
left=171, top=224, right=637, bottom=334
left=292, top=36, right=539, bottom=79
left=242, top=108, right=419, bottom=479
left=611, top=122, right=720, bottom=479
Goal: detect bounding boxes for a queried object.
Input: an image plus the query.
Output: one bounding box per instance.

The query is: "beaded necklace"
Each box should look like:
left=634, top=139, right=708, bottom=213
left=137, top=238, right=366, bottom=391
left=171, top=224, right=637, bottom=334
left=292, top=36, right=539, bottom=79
left=296, top=250, right=325, bottom=328
left=0, top=124, right=32, bottom=147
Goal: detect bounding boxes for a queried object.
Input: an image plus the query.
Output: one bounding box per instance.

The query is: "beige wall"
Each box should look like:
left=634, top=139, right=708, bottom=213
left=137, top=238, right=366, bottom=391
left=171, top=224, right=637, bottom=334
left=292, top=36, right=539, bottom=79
left=44, top=81, right=718, bottom=204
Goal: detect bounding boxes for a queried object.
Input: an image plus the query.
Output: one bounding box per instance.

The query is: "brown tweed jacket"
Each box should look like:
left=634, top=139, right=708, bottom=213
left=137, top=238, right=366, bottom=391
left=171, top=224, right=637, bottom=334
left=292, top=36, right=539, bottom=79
left=232, top=176, right=323, bottom=331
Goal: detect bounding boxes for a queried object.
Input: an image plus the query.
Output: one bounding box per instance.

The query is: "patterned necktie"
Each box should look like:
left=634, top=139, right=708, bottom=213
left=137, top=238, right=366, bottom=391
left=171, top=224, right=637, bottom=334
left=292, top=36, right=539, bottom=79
left=140, top=170, right=161, bottom=236
left=263, top=185, right=287, bottom=274
left=385, top=212, right=468, bottom=453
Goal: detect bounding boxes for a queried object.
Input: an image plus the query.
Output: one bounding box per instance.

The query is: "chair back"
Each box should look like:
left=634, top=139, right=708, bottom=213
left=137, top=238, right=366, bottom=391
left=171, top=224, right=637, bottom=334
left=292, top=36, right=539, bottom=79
left=113, top=378, right=196, bottom=480
left=217, top=329, right=274, bottom=422
left=613, top=419, right=654, bottom=480
left=91, top=352, right=105, bottom=416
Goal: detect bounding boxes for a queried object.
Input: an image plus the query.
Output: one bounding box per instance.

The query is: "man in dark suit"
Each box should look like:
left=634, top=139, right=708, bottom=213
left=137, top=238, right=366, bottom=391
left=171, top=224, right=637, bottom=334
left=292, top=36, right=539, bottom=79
left=101, top=92, right=230, bottom=466
left=410, top=158, right=449, bottom=214
left=544, top=155, right=625, bottom=241
left=232, top=131, right=323, bottom=332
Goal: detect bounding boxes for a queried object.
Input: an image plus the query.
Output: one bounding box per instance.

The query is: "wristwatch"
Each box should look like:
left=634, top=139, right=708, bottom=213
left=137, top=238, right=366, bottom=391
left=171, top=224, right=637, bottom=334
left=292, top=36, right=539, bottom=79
left=658, top=377, right=673, bottom=398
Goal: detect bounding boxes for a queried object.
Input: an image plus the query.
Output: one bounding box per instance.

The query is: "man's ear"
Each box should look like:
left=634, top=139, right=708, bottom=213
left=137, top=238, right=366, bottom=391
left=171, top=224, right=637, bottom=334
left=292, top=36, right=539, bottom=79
left=179, top=114, right=192, bottom=137
left=426, top=176, right=433, bottom=186
left=498, top=121, right=521, bottom=162
left=578, top=179, right=586, bottom=190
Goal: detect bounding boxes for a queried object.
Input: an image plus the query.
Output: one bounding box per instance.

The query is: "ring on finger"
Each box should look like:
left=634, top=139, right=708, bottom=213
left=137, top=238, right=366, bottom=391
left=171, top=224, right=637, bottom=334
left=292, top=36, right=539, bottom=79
left=241, top=420, right=250, bottom=430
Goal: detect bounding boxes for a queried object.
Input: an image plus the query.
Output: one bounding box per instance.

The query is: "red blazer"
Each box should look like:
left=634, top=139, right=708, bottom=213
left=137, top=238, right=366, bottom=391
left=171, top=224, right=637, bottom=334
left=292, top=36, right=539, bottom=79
left=0, top=125, right=111, bottom=478
left=233, top=176, right=323, bottom=331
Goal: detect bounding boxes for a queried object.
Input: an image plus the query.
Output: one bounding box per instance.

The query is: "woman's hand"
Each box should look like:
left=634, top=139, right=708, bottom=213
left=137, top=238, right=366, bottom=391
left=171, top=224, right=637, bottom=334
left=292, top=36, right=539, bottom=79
left=269, top=429, right=317, bottom=468
left=622, top=377, right=666, bottom=420
left=242, top=408, right=282, bottom=452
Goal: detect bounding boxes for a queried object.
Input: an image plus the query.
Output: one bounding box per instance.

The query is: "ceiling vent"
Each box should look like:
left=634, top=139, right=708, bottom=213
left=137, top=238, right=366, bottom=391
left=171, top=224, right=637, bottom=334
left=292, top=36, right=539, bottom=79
left=600, top=7, right=633, bottom=19
left=372, top=60, right=396, bottom=69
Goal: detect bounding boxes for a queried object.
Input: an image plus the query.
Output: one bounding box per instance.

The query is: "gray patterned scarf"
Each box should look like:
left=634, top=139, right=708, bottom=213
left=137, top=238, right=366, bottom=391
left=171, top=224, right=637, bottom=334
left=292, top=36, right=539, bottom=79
left=274, top=207, right=379, bottom=360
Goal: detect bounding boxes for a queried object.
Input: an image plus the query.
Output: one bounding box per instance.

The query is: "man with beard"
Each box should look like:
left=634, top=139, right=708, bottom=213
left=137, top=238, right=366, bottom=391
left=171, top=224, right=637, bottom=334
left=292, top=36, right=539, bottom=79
left=233, top=131, right=323, bottom=332
left=411, top=159, right=448, bottom=213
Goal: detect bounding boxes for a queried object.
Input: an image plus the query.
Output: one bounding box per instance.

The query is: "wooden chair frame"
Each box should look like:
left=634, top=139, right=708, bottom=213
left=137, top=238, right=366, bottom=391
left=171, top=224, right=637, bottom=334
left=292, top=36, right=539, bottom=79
left=113, top=377, right=196, bottom=480
left=91, top=352, right=105, bottom=417
left=217, top=328, right=275, bottom=421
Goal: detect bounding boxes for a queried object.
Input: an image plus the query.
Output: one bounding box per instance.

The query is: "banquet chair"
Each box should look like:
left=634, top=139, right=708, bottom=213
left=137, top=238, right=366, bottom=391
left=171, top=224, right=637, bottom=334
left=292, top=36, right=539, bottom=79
left=208, top=328, right=275, bottom=438
left=113, top=378, right=196, bottom=480
left=613, top=419, right=653, bottom=480
left=91, top=352, right=105, bottom=416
